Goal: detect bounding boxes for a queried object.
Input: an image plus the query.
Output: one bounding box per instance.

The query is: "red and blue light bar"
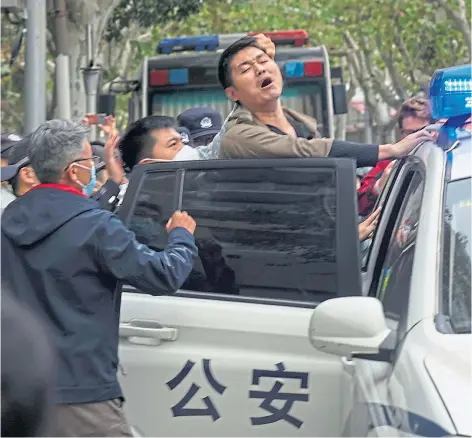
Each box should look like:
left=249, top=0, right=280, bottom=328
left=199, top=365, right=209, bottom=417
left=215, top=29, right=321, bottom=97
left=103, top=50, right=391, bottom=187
left=149, top=60, right=324, bottom=87
left=157, top=30, right=309, bottom=54
left=284, top=61, right=324, bottom=77
left=248, top=30, right=308, bottom=47
left=149, top=68, right=190, bottom=86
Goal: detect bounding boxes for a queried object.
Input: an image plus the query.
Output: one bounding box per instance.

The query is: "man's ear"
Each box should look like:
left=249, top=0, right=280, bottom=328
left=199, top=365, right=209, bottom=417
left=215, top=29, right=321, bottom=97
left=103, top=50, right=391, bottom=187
left=24, top=167, right=39, bottom=185
left=65, top=164, right=79, bottom=183
left=225, top=86, right=239, bottom=103
left=18, top=167, right=36, bottom=185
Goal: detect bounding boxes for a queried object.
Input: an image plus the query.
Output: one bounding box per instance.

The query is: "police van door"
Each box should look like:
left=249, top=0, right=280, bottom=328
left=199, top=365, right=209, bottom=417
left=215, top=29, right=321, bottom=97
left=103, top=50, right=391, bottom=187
left=349, top=158, right=431, bottom=436
left=117, top=159, right=362, bottom=437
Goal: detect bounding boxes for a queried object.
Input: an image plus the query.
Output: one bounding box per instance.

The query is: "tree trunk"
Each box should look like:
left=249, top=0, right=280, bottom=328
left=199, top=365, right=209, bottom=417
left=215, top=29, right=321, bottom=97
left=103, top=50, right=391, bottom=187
left=46, top=0, right=121, bottom=120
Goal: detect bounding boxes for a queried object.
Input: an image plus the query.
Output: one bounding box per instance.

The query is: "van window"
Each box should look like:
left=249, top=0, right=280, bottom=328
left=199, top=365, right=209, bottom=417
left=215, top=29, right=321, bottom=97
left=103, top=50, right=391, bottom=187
left=180, top=167, right=337, bottom=304
left=442, top=177, right=471, bottom=334
left=128, top=171, right=177, bottom=251
left=125, top=162, right=360, bottom=305
left=376, top=171, right=424, bottom=329
left=151, top=83, right=324, bottom=132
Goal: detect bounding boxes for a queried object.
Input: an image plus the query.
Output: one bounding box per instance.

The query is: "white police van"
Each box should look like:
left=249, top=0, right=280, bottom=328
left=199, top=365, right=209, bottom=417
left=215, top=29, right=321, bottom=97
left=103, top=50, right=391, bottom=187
left=117, top=65, right=471, bottom=437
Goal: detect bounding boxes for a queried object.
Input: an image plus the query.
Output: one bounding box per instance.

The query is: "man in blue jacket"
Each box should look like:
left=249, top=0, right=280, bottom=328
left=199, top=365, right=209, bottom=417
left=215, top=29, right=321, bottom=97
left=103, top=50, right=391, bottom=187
left=1, top=119, right=198, bottom=437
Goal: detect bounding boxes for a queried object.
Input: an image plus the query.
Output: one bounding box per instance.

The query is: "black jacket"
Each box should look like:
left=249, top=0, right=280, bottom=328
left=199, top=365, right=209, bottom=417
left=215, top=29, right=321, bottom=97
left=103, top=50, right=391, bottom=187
left=1, top=186, right=197, bottom=405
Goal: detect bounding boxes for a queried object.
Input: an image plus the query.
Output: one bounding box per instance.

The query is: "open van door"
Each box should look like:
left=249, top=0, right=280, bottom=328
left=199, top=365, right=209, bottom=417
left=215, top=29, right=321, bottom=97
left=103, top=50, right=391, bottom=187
left=116, top=158, right=361, bottom=437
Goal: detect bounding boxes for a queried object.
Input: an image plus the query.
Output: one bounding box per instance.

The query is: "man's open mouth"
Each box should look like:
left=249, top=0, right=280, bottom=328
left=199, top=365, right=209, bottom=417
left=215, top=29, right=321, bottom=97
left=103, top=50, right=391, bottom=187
left=261, top=78, right=273, bottom=88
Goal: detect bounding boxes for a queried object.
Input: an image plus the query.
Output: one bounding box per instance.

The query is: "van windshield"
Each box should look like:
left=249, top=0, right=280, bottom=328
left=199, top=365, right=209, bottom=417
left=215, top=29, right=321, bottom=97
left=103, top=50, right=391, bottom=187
left=442, top=177, right=471, bottom=334
left=151, top=83, right=325, bottom=133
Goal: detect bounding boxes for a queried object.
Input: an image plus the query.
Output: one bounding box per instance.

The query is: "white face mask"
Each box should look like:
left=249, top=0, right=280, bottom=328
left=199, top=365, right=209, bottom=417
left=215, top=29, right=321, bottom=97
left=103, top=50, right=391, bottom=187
left=173, top=145, right=201, bottom=161
left=138, top=146, right=201, bottom=166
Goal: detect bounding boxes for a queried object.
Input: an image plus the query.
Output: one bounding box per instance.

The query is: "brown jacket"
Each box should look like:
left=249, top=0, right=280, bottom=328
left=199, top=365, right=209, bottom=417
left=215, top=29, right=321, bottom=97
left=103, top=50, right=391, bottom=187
left=219, top=105, right=333, bottom=159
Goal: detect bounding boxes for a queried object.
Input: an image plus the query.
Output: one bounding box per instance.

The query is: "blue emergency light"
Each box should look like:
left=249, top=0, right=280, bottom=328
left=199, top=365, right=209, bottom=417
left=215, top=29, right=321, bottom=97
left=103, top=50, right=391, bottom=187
left=157, top=30, right=309, bottom=54
left=158, top=36, right=219, bottom=54
left=430, top=64, right=471, bottom=121
left=429, top=64, right=471, bottom=147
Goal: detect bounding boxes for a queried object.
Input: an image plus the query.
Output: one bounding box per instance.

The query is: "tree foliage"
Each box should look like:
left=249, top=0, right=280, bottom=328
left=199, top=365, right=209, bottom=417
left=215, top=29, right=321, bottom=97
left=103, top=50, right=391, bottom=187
left=166, top=0, right=471, bottom=131
left=0, top=0, right=202, bottom=132
left=104, top=0, right=202, bottom=41
left=1, top=0, right=470, bottom=134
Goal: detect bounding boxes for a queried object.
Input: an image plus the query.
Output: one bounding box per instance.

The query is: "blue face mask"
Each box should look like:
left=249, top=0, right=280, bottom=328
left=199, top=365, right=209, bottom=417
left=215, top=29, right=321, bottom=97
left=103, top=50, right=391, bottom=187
left=75, top=162, right=96, bottom=197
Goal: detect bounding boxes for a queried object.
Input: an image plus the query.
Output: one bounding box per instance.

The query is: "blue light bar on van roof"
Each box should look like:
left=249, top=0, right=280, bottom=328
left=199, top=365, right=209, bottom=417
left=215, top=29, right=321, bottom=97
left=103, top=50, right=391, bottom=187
left=429, top=64, right=472, bottom=121
left=158, top=36, right=219, bottom=54
left=157, top=30, right=310, bottom=54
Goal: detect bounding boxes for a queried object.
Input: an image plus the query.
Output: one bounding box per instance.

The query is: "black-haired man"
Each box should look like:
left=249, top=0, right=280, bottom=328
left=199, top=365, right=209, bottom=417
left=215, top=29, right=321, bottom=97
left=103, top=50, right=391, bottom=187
left=120, top=35, right=276, bottom=170
left=120, top=115, right=198, bottom=170
left=217, top=36, right=434, bottom=164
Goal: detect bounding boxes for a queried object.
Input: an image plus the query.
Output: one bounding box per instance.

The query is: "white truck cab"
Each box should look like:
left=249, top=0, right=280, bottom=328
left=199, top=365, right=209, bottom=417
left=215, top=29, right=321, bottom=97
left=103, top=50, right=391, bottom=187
left=117, top=65, right=471, bottom=437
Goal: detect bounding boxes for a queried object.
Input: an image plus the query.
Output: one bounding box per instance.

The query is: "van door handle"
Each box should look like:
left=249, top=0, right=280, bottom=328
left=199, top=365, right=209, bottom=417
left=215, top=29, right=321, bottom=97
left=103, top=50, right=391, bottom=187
left=341, top=356, right=356, bottom=376
left=119, top=320, right=179, bottom=341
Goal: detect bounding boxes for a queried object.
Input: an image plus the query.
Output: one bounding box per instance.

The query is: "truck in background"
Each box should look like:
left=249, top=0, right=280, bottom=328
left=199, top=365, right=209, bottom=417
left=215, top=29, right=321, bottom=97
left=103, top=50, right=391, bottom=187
left=111, top=30, right=348, bottom=137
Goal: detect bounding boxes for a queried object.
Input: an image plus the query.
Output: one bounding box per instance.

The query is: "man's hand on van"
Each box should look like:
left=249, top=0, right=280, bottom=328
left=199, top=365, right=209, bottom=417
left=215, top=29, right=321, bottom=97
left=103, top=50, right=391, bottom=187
left=379, top=129, right=435, bottom=160
left=254, top=34, right=275, bottom=59
left=359, top=208, right=381, bottom=241
left=166, top=211, right=197, bottom=235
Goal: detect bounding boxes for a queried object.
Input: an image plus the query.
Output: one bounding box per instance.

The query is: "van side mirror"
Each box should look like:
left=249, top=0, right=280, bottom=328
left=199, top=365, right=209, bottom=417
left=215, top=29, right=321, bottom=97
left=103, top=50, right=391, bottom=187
left=309, top=297, right=392, bottom=359
left=332, top=84, right=348, bottom=115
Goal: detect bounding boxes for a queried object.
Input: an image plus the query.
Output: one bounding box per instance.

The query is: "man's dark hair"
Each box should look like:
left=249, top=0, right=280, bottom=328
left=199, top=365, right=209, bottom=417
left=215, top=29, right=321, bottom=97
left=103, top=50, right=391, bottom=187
left=398, top=97, right=432, bottom=129
left=218, top=36, right=260, bottom=89
left=120, top=115, right=178, bottom=170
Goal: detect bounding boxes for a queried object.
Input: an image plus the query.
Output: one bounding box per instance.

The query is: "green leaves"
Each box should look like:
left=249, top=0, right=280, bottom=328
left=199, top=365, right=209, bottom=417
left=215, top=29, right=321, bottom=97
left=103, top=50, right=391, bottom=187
left=104, top=0, right=202, bottom=42
left=167, top=0, right=470, bottom=104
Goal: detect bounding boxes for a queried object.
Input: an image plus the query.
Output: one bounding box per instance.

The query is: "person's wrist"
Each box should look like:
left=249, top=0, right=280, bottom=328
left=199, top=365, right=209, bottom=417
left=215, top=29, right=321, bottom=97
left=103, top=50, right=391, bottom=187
left=378, top=144, right=395, bottom=160
left=109, top=169, right=125, bottom=185
left=110, top=176, right=123, bottom=185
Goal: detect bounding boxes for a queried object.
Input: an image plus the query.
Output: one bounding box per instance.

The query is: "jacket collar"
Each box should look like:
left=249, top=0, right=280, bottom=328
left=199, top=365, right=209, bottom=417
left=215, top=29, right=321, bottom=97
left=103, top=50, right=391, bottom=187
left=31, top=183, right=86, bottom=197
